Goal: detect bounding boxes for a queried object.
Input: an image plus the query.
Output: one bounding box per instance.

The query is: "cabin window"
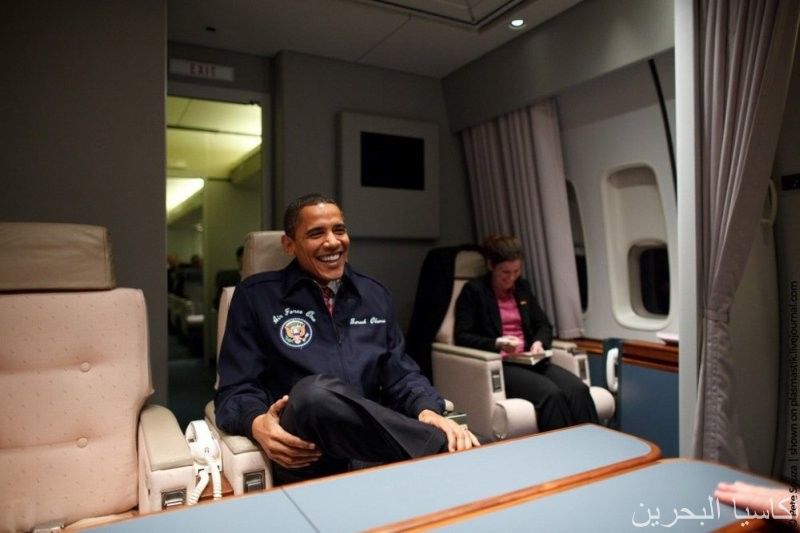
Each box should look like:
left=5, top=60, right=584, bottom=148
left=602, top=164, right=670, bottom=330
left=566, top=180, right=588, bottom=311
left=628, top=244, right=670, bottom=317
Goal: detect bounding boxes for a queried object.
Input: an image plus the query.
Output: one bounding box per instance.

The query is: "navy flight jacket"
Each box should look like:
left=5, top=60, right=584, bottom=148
left=214, top=259, right=444, bottom=440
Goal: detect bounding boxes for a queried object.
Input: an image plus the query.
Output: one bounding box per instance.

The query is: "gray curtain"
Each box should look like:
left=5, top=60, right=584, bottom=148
left=461, top=99, right=583, bottom=338
left=692, top=0, right=799, bottom=466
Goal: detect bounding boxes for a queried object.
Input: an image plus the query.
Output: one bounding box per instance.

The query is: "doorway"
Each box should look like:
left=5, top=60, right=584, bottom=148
left=166, top=93, right=265, bottom=429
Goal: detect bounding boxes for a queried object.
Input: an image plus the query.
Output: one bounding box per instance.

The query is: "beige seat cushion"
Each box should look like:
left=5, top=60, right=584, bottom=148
left=0, top=222, right=151, bottom=531
left=241, top=231, right=291, bottom=279
left=0, top=222, right=115, bottom=291
left=435, top=251, right=487, bottom=345
left=210, top=232, right=283, bottom=494
left=0, top=288, right=151, bottom=531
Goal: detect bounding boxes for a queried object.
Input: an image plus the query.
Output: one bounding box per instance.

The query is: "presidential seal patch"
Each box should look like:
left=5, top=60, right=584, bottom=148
left=280, top=317, right=312, bottom=348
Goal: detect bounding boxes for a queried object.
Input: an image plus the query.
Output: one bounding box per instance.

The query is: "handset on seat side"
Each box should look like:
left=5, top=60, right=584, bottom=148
left=185, top=420, right=223, bottom=504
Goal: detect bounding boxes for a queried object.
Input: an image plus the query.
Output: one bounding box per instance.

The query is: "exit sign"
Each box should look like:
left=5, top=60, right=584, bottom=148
left=169, top=58, right=234, bottom=82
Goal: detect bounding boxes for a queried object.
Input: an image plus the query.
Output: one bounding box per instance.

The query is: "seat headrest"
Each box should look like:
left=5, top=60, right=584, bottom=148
left=241, top=230, right=292, bottom=279
left=454, top=250, right=487, bottom=279
left=0, top=222, right=115, bottom=291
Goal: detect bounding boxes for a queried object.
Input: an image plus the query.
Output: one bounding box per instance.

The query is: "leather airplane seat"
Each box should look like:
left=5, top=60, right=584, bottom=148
left=0, top=222, right=196, bottom=531
left=429, top=249, right=615, bottom=440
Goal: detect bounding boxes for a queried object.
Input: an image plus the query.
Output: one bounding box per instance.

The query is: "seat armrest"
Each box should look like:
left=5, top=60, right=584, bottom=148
left=550, top=350, right=616, bottom=419
left=590, top=386, right=616, bottom=420
left=443, top=398, right=455, bottom=413
left=552, top=339, right=578, bottom=351
left=137, top=404, right=195, bottom=514
left=431, top=342, right=502, bottom=361
left=204, top=402, right=271, bottom=494
left=140, top=404, right=194, bottom=470
left=432, top=344, right=511, bottom=439
left=492, top=398, right=537, bottom=439
left=550, top=348, right=580, bottom=376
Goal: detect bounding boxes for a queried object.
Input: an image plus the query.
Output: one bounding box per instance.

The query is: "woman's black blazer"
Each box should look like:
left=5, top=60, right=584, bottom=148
left=454, top=274, right=553, bottom=353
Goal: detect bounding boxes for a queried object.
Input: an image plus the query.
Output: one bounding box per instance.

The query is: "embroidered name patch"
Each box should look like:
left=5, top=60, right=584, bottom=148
left=349, top=316, right=387, bottom=325
left=280, top=317, right=313, bottom=348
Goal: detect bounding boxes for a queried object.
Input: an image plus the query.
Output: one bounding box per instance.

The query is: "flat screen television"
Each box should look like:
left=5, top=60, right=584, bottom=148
left=339, top=112, right=439, bottom=238
left=360, top=132, right=425, bottom=191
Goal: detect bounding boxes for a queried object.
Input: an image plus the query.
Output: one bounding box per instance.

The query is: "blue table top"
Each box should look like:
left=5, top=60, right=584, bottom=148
left=433, top=459, right=785, bottom=533
left=284, top=424, right=656, bottom=532
left=94, top=424, right=657, bottom=532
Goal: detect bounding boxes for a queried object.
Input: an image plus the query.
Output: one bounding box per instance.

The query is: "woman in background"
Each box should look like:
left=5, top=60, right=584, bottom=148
left=454, top=235, right=597, bottom=432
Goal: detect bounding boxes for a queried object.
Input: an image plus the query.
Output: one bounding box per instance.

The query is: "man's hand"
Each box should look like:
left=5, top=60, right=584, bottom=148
left=529, top=340, right=545, bottom=354
left=251, top=395, right=321, bottom=469
left=418, top=409, right=481, bottom=452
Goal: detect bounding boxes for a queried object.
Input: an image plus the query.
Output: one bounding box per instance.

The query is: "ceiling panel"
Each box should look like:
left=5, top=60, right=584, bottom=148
left=169, top=0, right=410, bottom=64
left=177, top=100, right=262, bottom=135
left=166, top=97, right=262, bottom=180
left=167, top=129, right=261, bottom=177
left=363, top=0, right=524, bottom=26
left=359, top=17, right=494, bottom=78
left=168, top=0, right=583, bottom=78
left=166, top=96, right=190, bottom=124
left=371, top=0, right=475, bottom=22
left=361, top=0, right=579, bottom=77
left=471, top=0, right=508, bottom=19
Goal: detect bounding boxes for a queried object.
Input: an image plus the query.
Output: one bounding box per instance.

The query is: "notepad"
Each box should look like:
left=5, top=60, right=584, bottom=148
left=504, top=349, right=553, bottom=367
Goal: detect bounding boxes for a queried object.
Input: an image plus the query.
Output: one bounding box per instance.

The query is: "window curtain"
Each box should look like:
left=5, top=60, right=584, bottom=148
left=692, top=0, right=799, bottom=466
left=460, top=99, right=583, bottom=338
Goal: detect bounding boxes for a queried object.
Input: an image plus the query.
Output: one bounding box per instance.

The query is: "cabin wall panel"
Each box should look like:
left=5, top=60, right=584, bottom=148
left=772, top=35, right=800, bottom=481
left=775, top=37, right=800, bottom=174
left=730, top=222, right=779, bottom=476
left=203, top=179, right=261, bottom=362
left=618, top=363, right=679, bottom=457
left=168, top=227, right=203, bottom=262
left=443, top=0, right=674, bottom=132
left=0, top=1, right=168, bottom=403
left=557, top=60, right=677, bottom=343
left=274, top=51, right=473, bottom=327
left=654, top=51, right=677, bottom=152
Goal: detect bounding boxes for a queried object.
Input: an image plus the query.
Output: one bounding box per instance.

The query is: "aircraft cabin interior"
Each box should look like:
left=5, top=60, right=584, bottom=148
left=1, top=0, right=799, bottom=530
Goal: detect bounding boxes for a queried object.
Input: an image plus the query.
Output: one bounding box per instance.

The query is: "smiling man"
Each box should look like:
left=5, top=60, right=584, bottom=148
left=215, top=193, right=478, bottom=485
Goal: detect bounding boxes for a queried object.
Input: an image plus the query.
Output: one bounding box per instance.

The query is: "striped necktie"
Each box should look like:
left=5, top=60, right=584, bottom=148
left=321, top=286, right=335, bottom=316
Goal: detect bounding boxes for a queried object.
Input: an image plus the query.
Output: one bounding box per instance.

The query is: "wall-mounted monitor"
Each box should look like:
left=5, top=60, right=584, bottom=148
left=360, top=132, right=425, bottom=191
left=339, top=112, right=439, bottom=239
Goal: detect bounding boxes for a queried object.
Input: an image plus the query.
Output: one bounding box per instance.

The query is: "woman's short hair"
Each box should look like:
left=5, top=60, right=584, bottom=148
left=482, top=235, right=523, bottom=266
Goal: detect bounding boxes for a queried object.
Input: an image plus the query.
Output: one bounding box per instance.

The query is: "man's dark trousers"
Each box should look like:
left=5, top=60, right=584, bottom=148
left=273, top=374, right=447, bottom=485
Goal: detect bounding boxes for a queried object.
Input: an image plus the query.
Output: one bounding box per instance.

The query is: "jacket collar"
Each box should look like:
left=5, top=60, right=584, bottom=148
left=281, top=259, right=360, bottom=299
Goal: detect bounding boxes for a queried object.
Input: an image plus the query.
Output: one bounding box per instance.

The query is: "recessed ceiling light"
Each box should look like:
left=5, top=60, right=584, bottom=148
left=509, top=19, right=525, bottom=30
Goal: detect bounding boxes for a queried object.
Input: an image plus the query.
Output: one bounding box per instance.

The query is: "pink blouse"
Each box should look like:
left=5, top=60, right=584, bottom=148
left=497, top=293, right=524, bottom=355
